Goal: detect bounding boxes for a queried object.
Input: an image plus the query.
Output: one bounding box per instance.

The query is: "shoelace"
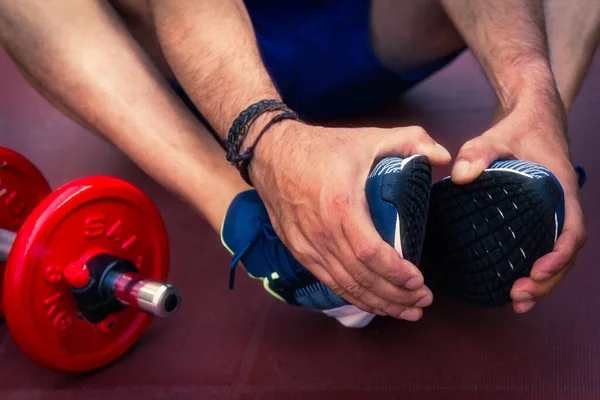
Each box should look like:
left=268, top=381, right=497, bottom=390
left=228, top=221, right=301, bottom=290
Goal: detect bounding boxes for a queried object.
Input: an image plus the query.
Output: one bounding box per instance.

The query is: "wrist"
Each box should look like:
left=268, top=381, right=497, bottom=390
left=245, top=117, right=302, bottom=184
left=223, top=98, right=292, bottom=163
left=219, top=92, right=282, bottom=139
left=498, top=62, right=566, bottom=122
left=494, top=58, right=556, bottom=110
left=223, top=98, right=301, bottom=186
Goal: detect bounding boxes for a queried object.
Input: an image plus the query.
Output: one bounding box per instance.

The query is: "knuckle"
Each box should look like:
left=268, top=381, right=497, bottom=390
left=311, top=220, right=333, bottom=241
left=380, top=302, right=395, bottom=316
left=290, top=241, right=318, bottom=265
left=368, top=298, right=388, bottom=313
left=385, top=267, right=408, bottom=286
left=392, top=293, right=413, bottom=308
left=394, top=292, right=412, bottom=307
left=409, top=125, right=428, bottom=139
left=320, top=275, right=337, bottom=291
left=330, top=193, right=350, bottom=211
left=329, top=283, right=345, bottom=297
left=344, top=282, right=364, bottom=298
left=382, top=302, right=405, bottom=317
left=355, top=243, right=377, bottom=265
left=465, top=136, right=493, bottom=151
left=354, top=269, right=375, bottom=288
left=460, top=138, right=479, bottom=153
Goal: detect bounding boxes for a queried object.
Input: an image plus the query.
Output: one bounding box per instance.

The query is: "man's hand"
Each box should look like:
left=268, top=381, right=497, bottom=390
left=451, top=95, right=587, bottom=314
left=248, top=121, right=452, bottom=321
left=150, top=0, right=453, bottom=320
left=439, top=0, right=588, bottom=313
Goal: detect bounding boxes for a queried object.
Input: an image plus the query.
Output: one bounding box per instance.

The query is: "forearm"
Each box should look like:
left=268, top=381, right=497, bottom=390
left=0, top=0, right=246, bottom=228
left=150, top=0, right=281, bottom=139
left=440, top=0, right=561, bottom=115
left=544, top=0, right=600, bottom=112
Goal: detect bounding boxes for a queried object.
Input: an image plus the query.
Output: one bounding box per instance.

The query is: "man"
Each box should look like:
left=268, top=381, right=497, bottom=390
left=0, top=0, right=596, bottom=325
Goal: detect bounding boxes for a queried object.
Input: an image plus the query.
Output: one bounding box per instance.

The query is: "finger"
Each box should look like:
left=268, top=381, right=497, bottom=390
left=341, top=189, right=433, bottom=314
left=376, top=126, right=452, bottom=166
left=511, top=211, right=583, bottom=309
left=302, top=255, right=384, bottom=316
left=331, top=236, right=433, bottom=307
left=278, top=224, right=383, bottom=315
left=323, top=195, right=432, bottom=319
left=512, top=259, right=574, bottom=301
left=451, top=135, right=511, bottom=184
left=529, top=229, right=581, bottom=282
left=324, top=263, right=424, bottom=320
left=316, top=254, right=422, bottom=319
left=514, top=300, right=537, bottom=314
left=529, top=187, right=586, bottom=282
left=297, top=219, right=432, bottom=315
left=329, top=202, right=433, bottom=306
left=319, top=186, right=426, bottom=291
left=511, top=162, right=585, bottom=306
left=282, top=195, right=428, bottom=319
left=340, top=195, right=426, bottom=292
left=509, top=277, right=537, bottom=313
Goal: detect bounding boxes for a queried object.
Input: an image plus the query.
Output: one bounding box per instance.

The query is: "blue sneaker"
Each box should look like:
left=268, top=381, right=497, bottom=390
left=221, top=155, right=432, bottom=327
left=421, top=159, right=586, bottom=307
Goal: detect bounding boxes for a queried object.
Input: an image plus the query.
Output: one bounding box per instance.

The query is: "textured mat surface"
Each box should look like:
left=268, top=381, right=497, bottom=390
left=1, top=46, right=599, bottom=399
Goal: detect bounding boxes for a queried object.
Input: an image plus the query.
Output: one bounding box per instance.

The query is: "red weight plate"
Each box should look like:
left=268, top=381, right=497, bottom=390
left=0, top=147, right=51, bottom=318
left=3, top=176, right=169, bottom=372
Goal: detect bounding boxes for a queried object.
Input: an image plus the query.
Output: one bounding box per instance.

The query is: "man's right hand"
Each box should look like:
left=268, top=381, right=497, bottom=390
left=148, top=1, right=448, bottom=320
left=248, top=121, right=452, bottom=321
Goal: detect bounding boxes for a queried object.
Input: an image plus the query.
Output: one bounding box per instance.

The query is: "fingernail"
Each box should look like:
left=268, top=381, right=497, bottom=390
left=453, top=160, right=471, bottom=177
left=513, top=291, right=534, bottom=301
left=535, top=272, right=552, bottom=281
left=516, top=300, right=536, bottom=314
left=405, top=276, right=423, bottom=290
left=415, top=294, right=433, bottom=308
left=399, top=307, right=422, bottom=321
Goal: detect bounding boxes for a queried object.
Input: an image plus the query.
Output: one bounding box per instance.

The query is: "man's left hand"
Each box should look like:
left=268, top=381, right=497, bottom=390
left=450, top=100, right=587, bottom=314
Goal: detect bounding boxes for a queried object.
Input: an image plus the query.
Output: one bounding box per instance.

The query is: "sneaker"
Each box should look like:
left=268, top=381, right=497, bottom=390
left=420, top=159, right=586, bottom=307
left=220, top=155, right=432, bottom=327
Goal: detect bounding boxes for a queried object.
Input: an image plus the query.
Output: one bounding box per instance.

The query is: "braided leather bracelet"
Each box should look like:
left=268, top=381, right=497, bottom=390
left=237, top=110, right=298, bottom=185
left=225, top=99, right=288, bottom=162
left=225, top=99, right=298, bottom=186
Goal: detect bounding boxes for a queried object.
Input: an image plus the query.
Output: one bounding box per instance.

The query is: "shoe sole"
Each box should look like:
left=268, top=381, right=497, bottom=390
left=421, top=169, right=563, bottom=307
left=379, top=154, right=432, bottom=266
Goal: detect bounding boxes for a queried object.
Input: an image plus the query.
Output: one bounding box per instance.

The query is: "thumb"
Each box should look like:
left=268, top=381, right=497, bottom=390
left=378, top=126, right=452, bottom=166
left=451, top=136, right=511, bottom=184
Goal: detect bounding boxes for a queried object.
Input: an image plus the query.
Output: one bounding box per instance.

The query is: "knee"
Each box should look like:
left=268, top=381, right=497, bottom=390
left=370, top=0, right=465, bottom=73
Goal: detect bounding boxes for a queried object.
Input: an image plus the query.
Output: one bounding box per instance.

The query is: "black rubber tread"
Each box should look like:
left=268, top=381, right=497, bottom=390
left=383, top=156, right=432, bottom=266
left=421, top=170, right=562, bottom=307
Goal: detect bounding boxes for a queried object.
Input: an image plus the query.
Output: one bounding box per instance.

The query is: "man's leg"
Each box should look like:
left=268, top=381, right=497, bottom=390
left=544, top=0, right=600, bottom=113
left=369, top=0, right=466, bottom=76
left=0, top=0, right=248, bottom=233
left=370, top=0, right=599, bottom=114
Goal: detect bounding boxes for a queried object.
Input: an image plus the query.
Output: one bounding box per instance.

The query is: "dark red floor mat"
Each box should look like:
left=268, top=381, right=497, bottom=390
left=0, top=47, right=599, bottom=399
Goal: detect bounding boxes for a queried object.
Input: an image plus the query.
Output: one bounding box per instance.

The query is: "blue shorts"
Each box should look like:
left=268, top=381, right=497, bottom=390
left=172, top=0, right=462, bottom=122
